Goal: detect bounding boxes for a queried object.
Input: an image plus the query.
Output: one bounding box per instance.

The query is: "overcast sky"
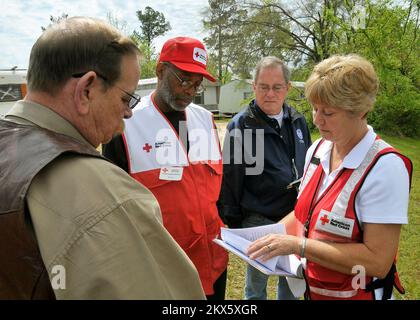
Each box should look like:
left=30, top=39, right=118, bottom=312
left=0, top=0, right=210, bottom=69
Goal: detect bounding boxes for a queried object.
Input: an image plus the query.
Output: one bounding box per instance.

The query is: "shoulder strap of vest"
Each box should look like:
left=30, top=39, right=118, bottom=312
left=330, top=139, right=405, bottom=218
left=0, top=120, right=104, bottom=213
left=310, top=138, right=324, bottom=165
left=0, top=120, right=105, bottom=299
left=365, top=263, right=404, bottom=300
left=299, top=139, right=325, bottom=195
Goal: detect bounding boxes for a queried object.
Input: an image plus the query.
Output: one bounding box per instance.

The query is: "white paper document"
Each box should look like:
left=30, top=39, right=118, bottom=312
left=213, top=223, right=303, bottom=278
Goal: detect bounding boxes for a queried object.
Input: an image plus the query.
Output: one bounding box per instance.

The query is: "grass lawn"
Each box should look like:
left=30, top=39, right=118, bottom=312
left=215, top=121, right=420, bottom=300
left=381, top=133, right=419, bottom=300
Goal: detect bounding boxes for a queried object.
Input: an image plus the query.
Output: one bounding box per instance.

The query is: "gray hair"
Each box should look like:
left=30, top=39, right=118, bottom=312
left=253, top=56, right=291, bottom=84
left=27, top=16, right=140, bottom=93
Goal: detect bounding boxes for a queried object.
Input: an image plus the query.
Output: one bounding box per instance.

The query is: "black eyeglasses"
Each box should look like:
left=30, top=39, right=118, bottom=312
left=72, top=71, right=141, bottom=109
left=256, top=84, right=288, bottom=94
left=162, top=63, right=205, bottom=94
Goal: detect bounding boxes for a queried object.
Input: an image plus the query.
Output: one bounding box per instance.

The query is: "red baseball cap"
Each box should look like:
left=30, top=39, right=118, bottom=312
left=158, top=37, right=216, bottom=82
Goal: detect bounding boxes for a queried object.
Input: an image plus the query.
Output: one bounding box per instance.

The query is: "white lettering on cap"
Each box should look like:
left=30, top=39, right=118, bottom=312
left=193, top=47, right=207, bottom=65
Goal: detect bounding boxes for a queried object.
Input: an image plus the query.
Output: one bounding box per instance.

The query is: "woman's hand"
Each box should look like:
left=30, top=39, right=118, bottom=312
left=247, top=234, right=301, bottom=261
left=246, top=224, right=402, bottom=278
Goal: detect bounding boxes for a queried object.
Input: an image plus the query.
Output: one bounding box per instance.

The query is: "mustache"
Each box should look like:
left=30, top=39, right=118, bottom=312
left=175, top=97, right=193, bottom=104
left=174, top=95, right=192, bottom=100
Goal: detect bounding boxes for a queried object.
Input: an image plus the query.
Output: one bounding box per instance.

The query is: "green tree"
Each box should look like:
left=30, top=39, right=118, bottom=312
left=342, top=0, right=420, bottom=136
left=106, top=12, right=157, bottom=79
left=202, top=0, right=245, bottom=83
left=130, top=33, right=158, bottom=79
left=240, top=0, right=362, bottom=64
left=136, top=6, right=171, bottom=48
left=202, top=0, right=295, bottom=80
left=202, top=0, right=419, bottom=136
left=134, top=7, right=171, bottom=79
left=228, top=4, right=294, bottom=78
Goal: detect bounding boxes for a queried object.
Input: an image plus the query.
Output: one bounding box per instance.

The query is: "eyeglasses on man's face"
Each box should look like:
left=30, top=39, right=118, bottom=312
left=163, top=63, right=205, bottom=94
left=72, top=71, right=141, bottom=109
left=256, top=84, right=288, bottom=94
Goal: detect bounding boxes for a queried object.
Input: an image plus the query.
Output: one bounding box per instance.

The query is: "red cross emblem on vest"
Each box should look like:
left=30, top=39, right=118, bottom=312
left=161, top=168, right=168, bottom=173
left=320, top=214, right=330, bottom=225
left=195, top=52, right=200, bottom=58
left=143, top=143, right=152, bottom=153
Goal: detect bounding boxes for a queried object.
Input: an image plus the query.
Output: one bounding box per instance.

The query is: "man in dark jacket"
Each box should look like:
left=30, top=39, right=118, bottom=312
left=218, top=56, right=311, bottom=300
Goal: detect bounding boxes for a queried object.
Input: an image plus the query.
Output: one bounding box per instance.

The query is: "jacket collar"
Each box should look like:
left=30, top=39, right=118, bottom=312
left=243, top=99, right=303, bottom=129
left=5, top=100, right=92, bottom=147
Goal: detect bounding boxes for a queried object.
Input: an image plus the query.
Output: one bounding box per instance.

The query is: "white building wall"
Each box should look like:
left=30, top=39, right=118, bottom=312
left=135, top=77, right=219, bottom=112
left=219, top=80, right=253, bottom=114
left=203, top=87, right=217, bottom=105
left=0, top=102, right=15, bottom=117
left=0, top=69, right=27, bottom=117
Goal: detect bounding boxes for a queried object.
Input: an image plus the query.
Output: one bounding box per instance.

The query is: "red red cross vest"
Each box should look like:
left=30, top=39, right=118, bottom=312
left=122, top=94, right=228, bottom=295
left=295, top=137, right=412, bottom=300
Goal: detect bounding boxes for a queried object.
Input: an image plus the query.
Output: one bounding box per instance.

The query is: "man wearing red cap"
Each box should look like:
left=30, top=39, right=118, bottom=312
left=103, top=37, right=228, bottom=299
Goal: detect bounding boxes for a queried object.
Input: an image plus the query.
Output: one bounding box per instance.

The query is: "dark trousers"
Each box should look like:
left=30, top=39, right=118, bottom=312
left=206, top=269, right=227, bottom=300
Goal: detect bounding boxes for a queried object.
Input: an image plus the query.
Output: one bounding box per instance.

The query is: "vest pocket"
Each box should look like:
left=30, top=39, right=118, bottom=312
left=132, top=169, right=176, bottom=189
left=176, top=234, right=205, bottom=266
left=204, top=162, right=222, bottom=203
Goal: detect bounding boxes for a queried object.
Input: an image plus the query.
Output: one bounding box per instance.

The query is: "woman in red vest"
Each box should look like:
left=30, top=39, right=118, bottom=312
left=247, top=54, right=412, bottom=300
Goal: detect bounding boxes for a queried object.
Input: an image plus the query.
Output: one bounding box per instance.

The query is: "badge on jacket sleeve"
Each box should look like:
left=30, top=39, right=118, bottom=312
left=296, top=128, right=304, bottom=143
left=314, top=210, right=354, bottom=238
left=159, top=167, right=184, bottom=181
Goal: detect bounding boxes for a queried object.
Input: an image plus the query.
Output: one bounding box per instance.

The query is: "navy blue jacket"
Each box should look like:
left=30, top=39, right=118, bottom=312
left=217, top=100, right=312, bottom=228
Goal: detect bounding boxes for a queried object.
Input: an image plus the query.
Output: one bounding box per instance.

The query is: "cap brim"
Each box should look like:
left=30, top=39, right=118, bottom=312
left=170, top=61, right=216, bottom=82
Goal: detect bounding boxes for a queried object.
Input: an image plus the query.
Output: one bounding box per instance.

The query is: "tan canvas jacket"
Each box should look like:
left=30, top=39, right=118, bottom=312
left=2, top=101, right=205, bottom=299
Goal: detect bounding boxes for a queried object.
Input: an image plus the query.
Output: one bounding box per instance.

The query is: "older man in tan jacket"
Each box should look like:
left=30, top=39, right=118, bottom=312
left=0, top=17, right=204, bottom=299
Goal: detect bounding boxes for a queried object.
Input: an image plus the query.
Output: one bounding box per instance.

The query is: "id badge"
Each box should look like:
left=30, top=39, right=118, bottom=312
left=159, top=167, right=183, bottom=181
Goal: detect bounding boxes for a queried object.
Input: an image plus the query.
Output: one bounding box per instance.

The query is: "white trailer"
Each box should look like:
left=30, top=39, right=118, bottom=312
left=0, top=68, right=27, bottom=117
left=136, top=77, right=220, bottom=113
left=219, top=80, right=306, bottom=116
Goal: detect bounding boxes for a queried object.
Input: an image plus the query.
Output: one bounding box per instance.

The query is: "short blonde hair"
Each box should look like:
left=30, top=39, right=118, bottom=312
left=305, top=54, right=379, bottom=115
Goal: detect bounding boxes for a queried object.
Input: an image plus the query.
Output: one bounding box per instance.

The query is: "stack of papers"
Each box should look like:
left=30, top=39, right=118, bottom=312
left=214, top=223, right=303, bottom=278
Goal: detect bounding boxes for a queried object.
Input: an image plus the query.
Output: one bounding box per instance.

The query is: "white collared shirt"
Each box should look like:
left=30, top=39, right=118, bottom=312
left=267, top=108, right=284, bottom=128
left=303, top=126, right=409, bottom=225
